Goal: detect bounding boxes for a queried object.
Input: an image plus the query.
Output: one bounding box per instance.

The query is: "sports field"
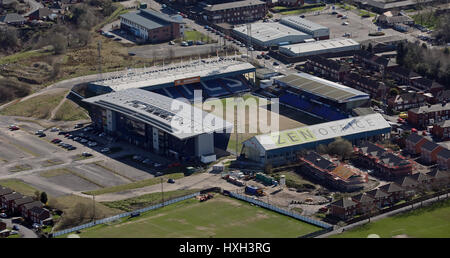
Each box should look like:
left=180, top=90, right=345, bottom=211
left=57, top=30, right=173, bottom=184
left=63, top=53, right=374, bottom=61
left=331, top=199, right=450, bottom=238
left=69, top=194, right=321, bottom=238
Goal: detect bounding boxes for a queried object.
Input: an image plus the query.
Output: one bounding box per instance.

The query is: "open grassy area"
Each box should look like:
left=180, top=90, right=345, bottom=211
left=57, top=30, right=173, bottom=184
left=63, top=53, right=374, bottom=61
left=272, top=171, right=317, bottom=191
left=0, top=179, right=38, bottom=196
left=69, top=194, right=321, bottom=238
left=53, top=100, right=89, bottom=121
left=8, top=164, right=32, bottom=173
left=0, top=47, right=53, bottom=66
left=0, top=91, right=66, bottom=119
left=412, top=12, right=439, bottom=29
left=331, top=199, right=450, bottom=238
left=102, top=189, right=200, bottom=212
left=183, top=30, right=214, bottom=42
left=83, top=173, right=185, bottom=196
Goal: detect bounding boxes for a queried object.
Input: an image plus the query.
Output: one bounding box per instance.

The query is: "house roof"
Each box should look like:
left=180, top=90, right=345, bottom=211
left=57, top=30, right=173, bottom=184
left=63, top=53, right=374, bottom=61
left=119, top=9, right=183, bottom=31
left=392, top=92, right=426, bottom=104
left=302, top=152, right=335, bottom=171
left=0, top=187, right=13, bottom=196
left=355, top=50, right=392, bottom=67
left=352, top=193, right=375, bottom=203
left=307, top=56, right=350, bottom=72
left=366, top=188, right=390, bottom=198
left=421, top=140, right=442, bottom=152
left=390, top=66, right=420, bottom=78
left=436, top=120, right=450, bottom=129
left=437, top=148, right=450, bottom=159
left=0, top=13, right=26, bottom=24
left=13, top=196, right=34, bottom=206
left=22, top=201, right=43, bottom=210
left=29, top=206, right=48, bottom=215
left=329, top=164, right=358, bottom=181
left=347, top=73, right=385, bottom=90
left=410, top=103, right=450, bottom=114
left=379, top=183, right=404, bottom=193
left=357, top=142, right=411, bottom=168
left=2, top=192, right=23, bottom=201
left=395, top=176, right=417, bottom=187
left=412, top=77, right=444, bottom=90
left=331, top=197, right=357, bottom=208
left=435, top=90, right=450, bottom=102
left=406, top=132, right=426, bottom=144
left=29, top=7, right=53, bottom=18
left=427, top=169, right=450, bottom=179
left=410, top=172, right=431, bottom=183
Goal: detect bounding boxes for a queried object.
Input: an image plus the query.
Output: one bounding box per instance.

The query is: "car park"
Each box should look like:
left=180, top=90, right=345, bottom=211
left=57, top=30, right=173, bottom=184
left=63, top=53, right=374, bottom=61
left=51, top=138, right=61, bottom=144
left=88, top=141, right=97, bottom=147
left=38, top=133, right=46, bottom=137
left=80, top=139, right=88, bottom=143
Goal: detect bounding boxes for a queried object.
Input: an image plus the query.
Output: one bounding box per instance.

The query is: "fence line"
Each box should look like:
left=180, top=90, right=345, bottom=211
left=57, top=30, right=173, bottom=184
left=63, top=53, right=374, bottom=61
left=52, top=192, right=200, bottom=237
left=227, top=191, right=333, bottom=230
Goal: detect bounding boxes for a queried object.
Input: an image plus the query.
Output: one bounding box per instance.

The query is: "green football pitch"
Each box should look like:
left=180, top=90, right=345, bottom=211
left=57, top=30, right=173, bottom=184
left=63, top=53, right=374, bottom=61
left=331, top=199, right=450, bottom=238
left=68, top=194, right=321, bottom=238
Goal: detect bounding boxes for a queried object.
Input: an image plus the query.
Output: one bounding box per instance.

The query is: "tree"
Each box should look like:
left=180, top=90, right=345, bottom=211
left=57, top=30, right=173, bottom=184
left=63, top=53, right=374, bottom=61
left=52, top=33, right=67, bottom=54
left=444, top=47, right=449, bottom=55
left=40, top=192, right=48, bottom=204
left=34, top=191, right=40, bottom=201
left=327, top=137, right=353, bottom=160
left=0, top=27, right=20, bottom=52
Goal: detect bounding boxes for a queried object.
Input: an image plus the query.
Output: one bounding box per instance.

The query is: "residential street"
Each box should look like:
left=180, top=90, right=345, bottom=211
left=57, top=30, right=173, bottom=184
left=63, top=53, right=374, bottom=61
left=1, top=218, right=38, bottom=238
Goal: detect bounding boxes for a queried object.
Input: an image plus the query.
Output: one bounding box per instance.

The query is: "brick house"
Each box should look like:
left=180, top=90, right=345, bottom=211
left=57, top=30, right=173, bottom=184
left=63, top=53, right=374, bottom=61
left=354, top=142, right=413, bottom=179
left=202, top=0, right=267, bottom=24
left=387, top=92, right=427, bottom=112
left=408, top=103, right=450, bottom=128
left=11, top=196, right=34, bottom=214
left=351, top=193, right=376, bottom=214
left=330, top=198, right=358, bottom=220
left=344, top=72, right=388, bottom=100
left=21, top=201, right=43, bottom=219
left=389, top=66, right=422, bottom=85
left=411, top=77, right=445, bottom=95
left=420, top=140, right=444, bottom=164
left=429, top=90, right=450, bottom=105
left=353, top=50, right=396, bottom=74
left=405, top=133, right=428, bottom=155
left=395, top=176, right=418, bottom=197
left=378, top=183, right=405, bottom=203
left=1, top=192, right=23, bottom=211
left=305, top=56, right=350, bottom=82
left=27, top=7, right=53, bottom=21
left=28, top=206, right=50, bottom=224
left=426, top=169, right=450, bottom=189
left=432, top=120, right=450, bottom=140
left=436, top=148, right=450, bottom=171
left=0, top=187, right=13, bottom=199
left=366, top=188, right=390, bottom=208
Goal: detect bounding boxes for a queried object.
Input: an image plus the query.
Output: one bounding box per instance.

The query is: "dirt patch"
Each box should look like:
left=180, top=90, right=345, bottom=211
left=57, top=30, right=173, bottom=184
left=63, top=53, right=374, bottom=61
left=392, top=234, right=410, bottom=238
left=114, top=213, right=167, bottom=228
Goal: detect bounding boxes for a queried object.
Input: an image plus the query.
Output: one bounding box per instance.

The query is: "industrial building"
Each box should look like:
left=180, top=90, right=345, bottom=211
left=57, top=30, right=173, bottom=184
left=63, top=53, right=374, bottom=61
left=201, top=0, right=267, bottom=24
left=232, top=22, right=312, bottom=49
left=279, top=38, right=360, bottom=58
left=241, top=113, right=391, bottom=167
left=273, top=73, right=370, bottom=121
left=87, top=57, right=256, bottom=101
left=280, top=16, right=330, bottom=40
left=120, top=9, right=185, bottom=43
left=83, top=88, right=233, bottom=163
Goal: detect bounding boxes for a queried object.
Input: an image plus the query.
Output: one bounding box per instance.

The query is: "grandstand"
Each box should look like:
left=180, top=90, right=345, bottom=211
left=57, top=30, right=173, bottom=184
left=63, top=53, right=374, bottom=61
left=241, top=113, right=391, bottom=167
left=273, top=73, right=370, bottom=121
left=87, top=56, right=255, bottom=101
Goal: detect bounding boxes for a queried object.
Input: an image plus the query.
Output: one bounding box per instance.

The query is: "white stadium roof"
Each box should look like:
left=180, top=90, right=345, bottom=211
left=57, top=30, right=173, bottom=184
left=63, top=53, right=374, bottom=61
left=90, top=57, right=255, bottom=91
left=83, top=88, right=232, bottom=139
left=247, top=113, right=391, bottom=151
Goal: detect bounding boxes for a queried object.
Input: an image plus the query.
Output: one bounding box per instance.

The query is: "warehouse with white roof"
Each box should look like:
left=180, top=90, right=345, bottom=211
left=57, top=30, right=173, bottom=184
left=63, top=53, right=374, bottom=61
left=279, top=38, right=360, bottom=57
left=232, top=22, right=312, bottom=49
left=241, top=113, right=391, bottom=167
left=280, top=16, right=330, bottom=40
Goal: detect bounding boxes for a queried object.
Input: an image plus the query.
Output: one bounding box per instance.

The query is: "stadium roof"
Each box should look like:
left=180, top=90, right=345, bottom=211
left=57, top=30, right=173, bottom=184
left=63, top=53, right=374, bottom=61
left=275, top=73, right=369, bottom=103
left=83, top=89, right=232, bottom=139
left=280, top=38, right=360, bottom=55
left=233, top=22, right=311, bottom=44
left=280, top=16, right=328, bottom=32
left=203, top=0, right=266, bottom=11
left=90, top=57, right=255, bottom=91
left=247, top=113, right=390, bottom=151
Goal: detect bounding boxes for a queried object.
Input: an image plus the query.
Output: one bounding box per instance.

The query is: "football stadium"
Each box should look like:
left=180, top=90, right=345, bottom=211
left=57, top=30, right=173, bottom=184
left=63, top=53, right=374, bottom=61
left=273, top=73, right=370, bottom=121
left=241, top=113, right=391, bottom=167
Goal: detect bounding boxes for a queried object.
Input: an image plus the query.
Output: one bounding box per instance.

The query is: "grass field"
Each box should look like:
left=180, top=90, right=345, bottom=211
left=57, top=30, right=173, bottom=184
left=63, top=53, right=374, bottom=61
left=331, top=199, right=450, bottom=238
left=70, top=194, right=321, bottom=238
left=53, top=100, right=90, bottom=121
left=0, top=91, right=66, bottom=119
left=183, top=30, right=214, bottom=43
left=0, top=179, right=38, bottom=196
left=83, top=173, right=185, bottom=196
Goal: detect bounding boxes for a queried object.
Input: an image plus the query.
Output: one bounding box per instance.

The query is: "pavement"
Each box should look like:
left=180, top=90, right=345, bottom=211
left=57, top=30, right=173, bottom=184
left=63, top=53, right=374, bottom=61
left=1, top=218, right=38, bottom=238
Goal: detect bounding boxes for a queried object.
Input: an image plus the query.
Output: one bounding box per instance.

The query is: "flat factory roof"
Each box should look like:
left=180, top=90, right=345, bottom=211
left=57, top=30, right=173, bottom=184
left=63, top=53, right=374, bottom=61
left=83, top=89, right=232, bottom=139
left=280, top=38, right=360, bottom=54
left=280, top=16, right=328, bottom=32
left=252, top=113, right=391, bottom=151
left=90, top=57, right=255, bottom=91
left=233, top=22, right=311, bottom=43
left=275, top=73, right=369, bottom=103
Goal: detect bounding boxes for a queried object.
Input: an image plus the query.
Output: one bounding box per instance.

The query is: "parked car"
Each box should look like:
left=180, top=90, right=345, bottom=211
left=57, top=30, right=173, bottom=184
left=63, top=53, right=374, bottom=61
left=256, top=55, right=262, bottom=59
left=88, top=141, right=97, bottom=147
left=9, top=125, right=19, bottom=131
left=155, top=172, right=163, bottom=177
left=273, top=61, right=279, bottom=66
left=67, top=146, right=76, bottom=151
left=264, top=55, right=270, bottom=60
left=168, top=178, right=175, bottom=184
left=0, top=213, right=7, bottom=218
left=51, top=138, right=61, bottom=144
left=58, top=131, right=67, bottom=135
left=82, top=152, right=92, bottom=157
left=100, top=147, right=111, bottom=153
left=35, top=130, right=44, bottom=135
left=38, top=133, right=46, bottom=137
left=169, top=41, right=175, bottom=45
left=50, top=127, right=60, bottom=132
left=74, top=123, right=83, bottom=128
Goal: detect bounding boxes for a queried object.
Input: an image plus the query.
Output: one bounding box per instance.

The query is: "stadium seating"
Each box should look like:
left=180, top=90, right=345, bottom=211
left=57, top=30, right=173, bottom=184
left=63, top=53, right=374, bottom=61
left=201, top=80, right=231, bottom=98
left=218, top=77, right=250, bottom=94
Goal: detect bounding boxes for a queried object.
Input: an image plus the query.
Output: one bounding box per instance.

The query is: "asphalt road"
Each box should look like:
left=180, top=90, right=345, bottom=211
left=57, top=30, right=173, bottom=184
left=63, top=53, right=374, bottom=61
left=1, top=218, right=38, bottom=238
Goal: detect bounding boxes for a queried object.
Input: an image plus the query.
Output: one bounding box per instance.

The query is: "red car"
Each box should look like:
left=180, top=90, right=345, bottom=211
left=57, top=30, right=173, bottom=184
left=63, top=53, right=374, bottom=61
left=51, top=138, right=62, bottom=143
left=9, top=125, right=19, bottom=131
